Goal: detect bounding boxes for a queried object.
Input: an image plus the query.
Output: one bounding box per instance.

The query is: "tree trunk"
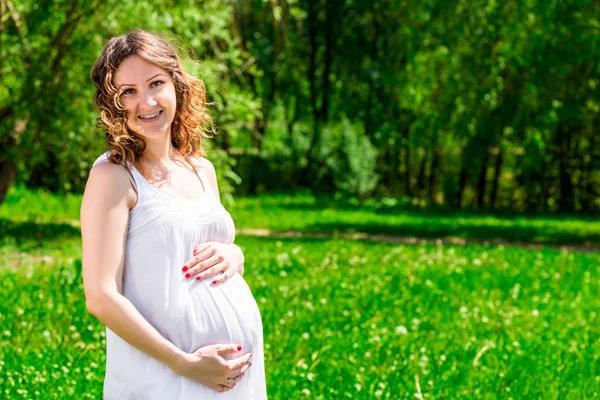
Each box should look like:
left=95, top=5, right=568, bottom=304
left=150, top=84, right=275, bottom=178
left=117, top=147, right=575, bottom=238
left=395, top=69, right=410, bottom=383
left=428, top=145, right=439, bottom=202
left=557, top=126, right=574, bottom=211
left=0, top=160, right=15, bottom=204
left=219, top=129, right=230, bottom=152
left=539, top=157, right=551, bottom=211
left=456, top=165, right=469, bottom=207
left=416, top=147, right=428, bottom=199
left=475, top=148, right=489, bottom=208
left=580, top=125, right=597, bottom=211
left=403, top=128, right=411, bottom=196
left=390, top=134, right=400, bottom=195
left=490, top=149, right=503, bottom=209
left=251, top=118, right=266, bottom=150
left=364, top=1, right=378, bottom=135
left=304, top=0, right=321, bottom=181
left=319, top=0, right=336, bottom=123
left=308, top=0, right=319, bottom=128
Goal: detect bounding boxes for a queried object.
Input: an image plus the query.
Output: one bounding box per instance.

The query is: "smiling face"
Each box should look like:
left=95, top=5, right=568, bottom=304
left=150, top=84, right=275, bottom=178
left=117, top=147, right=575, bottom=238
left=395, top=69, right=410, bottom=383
left=114, top=55, right=177, bottom=140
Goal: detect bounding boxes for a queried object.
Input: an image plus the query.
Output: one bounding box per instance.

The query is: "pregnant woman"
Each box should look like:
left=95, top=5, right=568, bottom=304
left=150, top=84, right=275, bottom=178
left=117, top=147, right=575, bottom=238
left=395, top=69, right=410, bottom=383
left=80, top=30, right=267, bottom=399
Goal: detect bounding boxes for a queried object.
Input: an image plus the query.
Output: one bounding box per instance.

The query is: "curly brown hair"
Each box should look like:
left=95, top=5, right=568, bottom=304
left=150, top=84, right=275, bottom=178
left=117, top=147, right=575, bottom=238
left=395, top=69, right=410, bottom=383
left=90, top=30, right=215, bottom=168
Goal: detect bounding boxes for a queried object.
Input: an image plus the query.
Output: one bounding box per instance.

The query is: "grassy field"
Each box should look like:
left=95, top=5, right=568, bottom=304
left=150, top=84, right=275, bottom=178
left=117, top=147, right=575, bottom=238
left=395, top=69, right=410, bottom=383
left=1, top=187, right=600, bottom=398
left=2, top=186, right=599, bottom=247
left=230, top=195, right=600, bottom=247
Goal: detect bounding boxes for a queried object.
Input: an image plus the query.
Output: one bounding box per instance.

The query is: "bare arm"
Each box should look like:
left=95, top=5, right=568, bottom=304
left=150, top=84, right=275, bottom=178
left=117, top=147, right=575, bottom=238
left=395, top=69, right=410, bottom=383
left=81, top=162, right=186, bottom=368
left=81, top=162, right=250, bottom=391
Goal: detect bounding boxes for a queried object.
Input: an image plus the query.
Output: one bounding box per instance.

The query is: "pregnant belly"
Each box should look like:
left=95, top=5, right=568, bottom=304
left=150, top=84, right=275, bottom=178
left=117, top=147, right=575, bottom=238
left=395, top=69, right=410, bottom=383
left=105, top=274, right=263, bottom=398
left=178, top=273, right=263, bottom=358
left=122, top=271, right=263, bottom=359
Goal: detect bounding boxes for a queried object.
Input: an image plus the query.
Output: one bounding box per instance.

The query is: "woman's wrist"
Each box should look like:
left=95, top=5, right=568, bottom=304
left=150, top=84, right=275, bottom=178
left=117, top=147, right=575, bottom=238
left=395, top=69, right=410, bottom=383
left=159, top=340, right=192, bottom=375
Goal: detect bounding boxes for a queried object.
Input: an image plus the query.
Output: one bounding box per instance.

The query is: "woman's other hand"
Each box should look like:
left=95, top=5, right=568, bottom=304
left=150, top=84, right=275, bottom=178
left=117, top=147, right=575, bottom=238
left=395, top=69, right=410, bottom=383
left=182, top=242, right=245, bottom=284
left=171, top=344, right=252, bottom=392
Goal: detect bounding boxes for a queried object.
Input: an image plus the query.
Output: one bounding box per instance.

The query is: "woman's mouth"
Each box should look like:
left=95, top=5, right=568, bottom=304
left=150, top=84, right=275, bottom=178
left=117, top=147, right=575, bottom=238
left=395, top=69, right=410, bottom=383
left=138, top=110, right=163, bottom=122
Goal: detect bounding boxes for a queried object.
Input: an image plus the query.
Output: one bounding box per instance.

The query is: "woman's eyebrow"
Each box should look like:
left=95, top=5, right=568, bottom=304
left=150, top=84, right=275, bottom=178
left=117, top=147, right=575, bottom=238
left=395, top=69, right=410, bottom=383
left=118, top=74, right=166, bottom=87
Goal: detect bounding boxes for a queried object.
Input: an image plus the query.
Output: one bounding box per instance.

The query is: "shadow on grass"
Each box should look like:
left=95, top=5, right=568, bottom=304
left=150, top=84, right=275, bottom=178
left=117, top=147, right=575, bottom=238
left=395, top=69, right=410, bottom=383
left=0, top=218, right=81, bottom=248
left=273, top=201, right=597, bottom=223
left=299, top=221, right=600, bottom=246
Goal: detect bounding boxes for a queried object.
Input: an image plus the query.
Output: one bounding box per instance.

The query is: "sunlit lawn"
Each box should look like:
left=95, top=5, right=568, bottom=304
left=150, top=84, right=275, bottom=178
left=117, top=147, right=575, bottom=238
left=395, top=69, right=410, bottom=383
left=1, top=187, right=599, bottom=398
left=230, top=195, right=600, bottom=247
left=2, top=186, right=599, bottom=247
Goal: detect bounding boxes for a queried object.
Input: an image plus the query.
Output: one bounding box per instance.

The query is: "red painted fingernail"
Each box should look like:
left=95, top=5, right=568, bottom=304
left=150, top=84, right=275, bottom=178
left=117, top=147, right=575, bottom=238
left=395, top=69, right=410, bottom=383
left=196, top=276, right=202, bottom=281
left=237, top=345, right=242, bottom=351
left=182, top=266, right=188, bottom=272
left=185, top=273, right=191, bottom=279
left=212, top=280, right=217, bottom=285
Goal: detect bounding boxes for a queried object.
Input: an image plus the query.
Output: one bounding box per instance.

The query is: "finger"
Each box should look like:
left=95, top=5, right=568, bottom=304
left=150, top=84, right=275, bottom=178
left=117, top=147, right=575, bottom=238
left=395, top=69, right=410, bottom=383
left=239, top=361, right=252, bottom=374
left=209, top=266, right=234, bottom=285
left=182, top=246, right=215, bottom=273
left=215, top=344, right=244, bottom=355
left=226, top=352, right=252, bottom=369
left=185, top=255, right=222, bottom=279
left=222, top=373, right=244, bottom=388
left=216, top=384, right=232, bottom=392
left=229, top=361, right=252, bottom=377
left=193, top=242, right=212, bottom=256
left=195, top=262, right=229, bottom=283
left=194, top=246, right=217, bottom=261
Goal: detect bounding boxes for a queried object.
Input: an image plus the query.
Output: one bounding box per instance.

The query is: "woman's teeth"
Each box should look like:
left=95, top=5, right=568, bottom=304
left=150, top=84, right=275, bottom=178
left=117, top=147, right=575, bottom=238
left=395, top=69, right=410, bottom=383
left=139, top=111, right=161, bottom=119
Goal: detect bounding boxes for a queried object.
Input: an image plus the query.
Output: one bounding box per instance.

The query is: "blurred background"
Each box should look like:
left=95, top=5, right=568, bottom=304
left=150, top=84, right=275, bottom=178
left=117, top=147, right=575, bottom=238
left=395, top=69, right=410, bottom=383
left=1, top=1, right=600, bottom=399
left=1, top=0, right=598, bottom=211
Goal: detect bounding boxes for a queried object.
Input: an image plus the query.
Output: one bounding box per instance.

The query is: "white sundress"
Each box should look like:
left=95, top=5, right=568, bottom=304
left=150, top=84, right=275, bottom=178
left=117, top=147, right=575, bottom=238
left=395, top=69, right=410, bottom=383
left=92, top=153, right=267, bottom=400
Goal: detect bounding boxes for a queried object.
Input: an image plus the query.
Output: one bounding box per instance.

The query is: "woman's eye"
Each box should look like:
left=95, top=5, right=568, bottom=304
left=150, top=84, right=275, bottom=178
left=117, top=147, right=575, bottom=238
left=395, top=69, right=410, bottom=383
left=151, top=80, right=164, bottom=88
left=122, top=88, right=135, bottom=96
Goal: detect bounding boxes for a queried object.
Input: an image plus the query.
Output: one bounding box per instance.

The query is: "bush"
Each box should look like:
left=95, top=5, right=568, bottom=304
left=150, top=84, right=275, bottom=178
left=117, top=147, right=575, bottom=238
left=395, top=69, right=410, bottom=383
left=316, top=117, right=379, bottom=197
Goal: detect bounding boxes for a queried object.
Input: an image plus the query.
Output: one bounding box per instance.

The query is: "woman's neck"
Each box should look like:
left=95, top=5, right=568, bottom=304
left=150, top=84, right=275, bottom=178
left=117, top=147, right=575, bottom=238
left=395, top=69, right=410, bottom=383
left=141, top=130, right=181, bottom=166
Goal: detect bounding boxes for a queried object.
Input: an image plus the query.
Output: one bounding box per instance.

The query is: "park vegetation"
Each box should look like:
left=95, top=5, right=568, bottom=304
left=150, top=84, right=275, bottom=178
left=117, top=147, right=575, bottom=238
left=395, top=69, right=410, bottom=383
left=1, top=0, right=598, bottom=211
left=2, top=2, right=600, bottom=398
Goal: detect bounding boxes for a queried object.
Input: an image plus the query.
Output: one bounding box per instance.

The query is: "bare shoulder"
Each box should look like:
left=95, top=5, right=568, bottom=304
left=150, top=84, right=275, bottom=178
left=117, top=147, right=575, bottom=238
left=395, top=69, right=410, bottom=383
left=195, top=156, right=216, bottom=174
left=83, top=161, right=136, bottom=210
left=195, top=156, right=218, bottom=182
left=195, top=156, right=220, bottom=200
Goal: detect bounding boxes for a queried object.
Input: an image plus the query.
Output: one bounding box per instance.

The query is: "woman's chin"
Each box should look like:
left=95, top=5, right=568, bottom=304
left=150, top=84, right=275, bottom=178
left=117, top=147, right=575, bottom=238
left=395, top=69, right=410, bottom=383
left=133, top=126, right=171, bottom=140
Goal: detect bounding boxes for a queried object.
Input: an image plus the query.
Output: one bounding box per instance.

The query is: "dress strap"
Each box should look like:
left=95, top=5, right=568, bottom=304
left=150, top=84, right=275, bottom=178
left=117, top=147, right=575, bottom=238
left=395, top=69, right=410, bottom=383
left=127, top=166, right=147, bottom=195
left=188, top=156, right=218, bottom=199
left=197, top=168, right=217, bottom=197
left=92, top=152, right=110, bottom=168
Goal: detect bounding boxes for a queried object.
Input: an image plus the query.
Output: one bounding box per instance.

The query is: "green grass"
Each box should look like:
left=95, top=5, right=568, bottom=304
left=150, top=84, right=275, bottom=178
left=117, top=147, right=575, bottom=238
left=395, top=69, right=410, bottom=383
left=1, top=187, right=600, bottom=398
left=2, top=234, right=600, bottom=398
left=2, top=186, right=600, bottom=247
left=0, top=186, right=82, bottom=223
left=230, top=195, right=600, bottom=247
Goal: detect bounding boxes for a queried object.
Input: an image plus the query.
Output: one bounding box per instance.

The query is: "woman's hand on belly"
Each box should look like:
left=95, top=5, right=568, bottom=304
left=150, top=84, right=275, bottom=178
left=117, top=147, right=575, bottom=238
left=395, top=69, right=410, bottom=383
left=170, top=343, right=253, bottom=392
left=181, top=242, right=245, bottom=285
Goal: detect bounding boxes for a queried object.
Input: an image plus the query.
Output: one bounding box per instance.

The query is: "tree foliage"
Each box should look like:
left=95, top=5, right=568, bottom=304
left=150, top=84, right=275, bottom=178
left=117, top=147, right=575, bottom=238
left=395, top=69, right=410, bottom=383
left=1, top=0, right=598, bottom=211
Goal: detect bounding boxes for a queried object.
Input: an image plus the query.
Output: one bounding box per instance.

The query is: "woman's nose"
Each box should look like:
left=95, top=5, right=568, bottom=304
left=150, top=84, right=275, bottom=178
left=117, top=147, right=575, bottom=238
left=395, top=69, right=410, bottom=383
left=141, top=91, right=157, bottom=107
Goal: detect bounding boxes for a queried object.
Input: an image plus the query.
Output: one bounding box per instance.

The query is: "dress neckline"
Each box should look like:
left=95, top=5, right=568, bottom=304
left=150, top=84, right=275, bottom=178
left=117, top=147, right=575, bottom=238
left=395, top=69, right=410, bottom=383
left=132, top=160, right=212, bottom=202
